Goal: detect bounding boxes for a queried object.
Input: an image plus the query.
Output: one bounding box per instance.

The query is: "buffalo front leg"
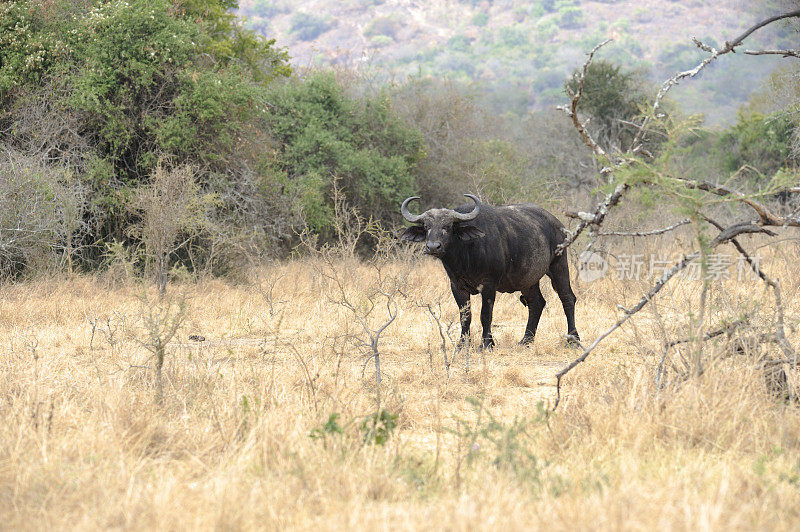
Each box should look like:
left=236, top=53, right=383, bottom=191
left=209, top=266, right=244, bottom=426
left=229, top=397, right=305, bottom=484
left=520, top=283, right=546, bottom=345
left=479, top=285, right=496, bottom=349
left=451, top=283, right=471, bottom=347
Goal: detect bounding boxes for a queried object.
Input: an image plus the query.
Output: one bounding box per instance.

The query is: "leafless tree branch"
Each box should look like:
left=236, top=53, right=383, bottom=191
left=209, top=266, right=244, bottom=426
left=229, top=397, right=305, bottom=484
left=725, top=10, right=800, bottom=49
left=655, top=315, right=753, bottom=394
left=556, top=181, right=628, bottom=256
left=553, top=210, right=796, bottom=409
left=743, top=49, right=800, bottom=58
left=595, top=219, right=691, bottom=237
left=673, top=177, right=800, bottom=227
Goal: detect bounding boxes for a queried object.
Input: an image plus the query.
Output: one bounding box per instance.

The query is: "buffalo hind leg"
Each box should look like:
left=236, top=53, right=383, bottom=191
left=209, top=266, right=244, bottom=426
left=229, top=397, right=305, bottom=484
left=520, top=283, right=546, bottom=345
left=479, top=285, right=496, bottom=349
left=548, top=254, right=580, bottom=345
left=451, top=283, right=471, bottom=347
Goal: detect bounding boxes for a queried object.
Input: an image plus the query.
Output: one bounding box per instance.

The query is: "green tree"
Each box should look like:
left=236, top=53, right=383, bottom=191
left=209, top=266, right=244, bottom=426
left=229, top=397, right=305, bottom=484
left=177, top=0, right=290, bottom=82
left=566, top=59, right=652, bottom=152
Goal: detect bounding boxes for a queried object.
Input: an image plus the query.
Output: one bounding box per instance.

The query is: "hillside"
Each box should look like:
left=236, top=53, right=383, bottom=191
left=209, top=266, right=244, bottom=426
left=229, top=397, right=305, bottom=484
left=238, top=0, right=796, bottom=124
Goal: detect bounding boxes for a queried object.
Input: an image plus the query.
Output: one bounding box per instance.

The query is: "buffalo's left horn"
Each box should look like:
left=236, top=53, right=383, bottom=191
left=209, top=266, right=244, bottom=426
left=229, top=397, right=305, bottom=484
left=450, top=194, right=480, bottom=222
left=401, top=196, right=425, bottom=223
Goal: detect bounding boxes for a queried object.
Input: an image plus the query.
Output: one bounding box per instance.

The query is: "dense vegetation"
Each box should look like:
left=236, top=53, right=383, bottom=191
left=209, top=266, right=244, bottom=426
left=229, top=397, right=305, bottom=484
left=0, top=0, right=294, bottom=276
left=0, top=0, right=798, bottom=282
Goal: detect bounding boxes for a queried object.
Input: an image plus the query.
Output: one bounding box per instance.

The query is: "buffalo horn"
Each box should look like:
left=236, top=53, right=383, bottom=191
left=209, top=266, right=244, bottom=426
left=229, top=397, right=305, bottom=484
left=450, top=194, right=480, bottom=221
left=401, top=196, right=425, bottom=223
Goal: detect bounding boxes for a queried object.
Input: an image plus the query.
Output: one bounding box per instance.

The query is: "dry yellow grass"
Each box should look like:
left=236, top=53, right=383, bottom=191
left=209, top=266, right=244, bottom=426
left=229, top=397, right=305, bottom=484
left=1, top=251, right=799, bottom=530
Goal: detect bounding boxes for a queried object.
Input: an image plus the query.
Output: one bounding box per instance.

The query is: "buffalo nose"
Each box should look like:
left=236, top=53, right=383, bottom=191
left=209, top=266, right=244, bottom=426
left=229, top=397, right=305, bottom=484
left=426, top=241, right=441, bottom=252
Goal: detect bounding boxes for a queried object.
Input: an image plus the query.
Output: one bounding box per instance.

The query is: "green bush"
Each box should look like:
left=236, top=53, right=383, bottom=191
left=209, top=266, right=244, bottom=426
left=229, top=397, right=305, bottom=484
left=154, top=69, right=261, bottom=164
left=370, top=34, right=394, bottom=47
left=448, top=34, right=471, bottom=52
left=719, top=112, right=798, bottom=176
left=364, top=15, right=403, bottom=39
left=535, top=19, right=557, bottom=40
left=528, top=4, right=546, bottom=17
left=558, top=6, right=585, bottom=29
left=0, top=2, right=69, bottom=94
left=67, top=1, right=199, bottom=164
left=498, top=26, right=528, bottom=48
left=361, top=409, right=398, bottom=445
left=540, top=0, right=557, bottom=12
left=249, top=0, right=289, bottom=17
left=290, top=12, right=332, bottom=41
left=472, top=12, right=489, bottom=27
left=263, top=73, right=425, bottom=233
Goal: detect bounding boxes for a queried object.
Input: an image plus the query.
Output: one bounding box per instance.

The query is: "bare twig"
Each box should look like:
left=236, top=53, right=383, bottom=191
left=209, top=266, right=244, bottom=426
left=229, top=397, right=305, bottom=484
left=137, top=291, right=187, bottom=403
left=422, top=301, right=455, bottom=377
left=743, top=49, right=800, bottom=58
left=665, top=315, right=752, bottom=350
left=287, top=344, right=320, bottom=412
left=723, top=10, right=800, bottom=49
left=308, top=195, right=405, bottom=413
left=702, top=214, right=796, bottom=362
left=596, top=219, right=691, bottom=237
left=656, top=315, right=752, bottom=393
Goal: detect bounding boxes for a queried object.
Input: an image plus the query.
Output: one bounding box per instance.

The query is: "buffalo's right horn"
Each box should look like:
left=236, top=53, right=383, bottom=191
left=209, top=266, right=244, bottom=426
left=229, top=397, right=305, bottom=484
left=450, top=194, right=480, bottom=222
left=401, top=196, right=425, bottom=223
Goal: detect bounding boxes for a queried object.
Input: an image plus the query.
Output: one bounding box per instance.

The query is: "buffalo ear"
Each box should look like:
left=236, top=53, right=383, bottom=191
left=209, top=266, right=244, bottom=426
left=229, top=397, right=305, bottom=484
left=456, top=224, right=485, bottom=241
left=400, top=225, right=426, bottom=242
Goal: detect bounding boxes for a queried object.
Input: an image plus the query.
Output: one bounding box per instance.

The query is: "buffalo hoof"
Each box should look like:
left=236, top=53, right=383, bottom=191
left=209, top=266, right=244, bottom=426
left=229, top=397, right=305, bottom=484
left=565, top=334, right=582, bottom=349
left=519, top=335, right=535, bottom=346
left=480, top=337, right=495, bottom=351
left=456, top=336, right=471, bottom=351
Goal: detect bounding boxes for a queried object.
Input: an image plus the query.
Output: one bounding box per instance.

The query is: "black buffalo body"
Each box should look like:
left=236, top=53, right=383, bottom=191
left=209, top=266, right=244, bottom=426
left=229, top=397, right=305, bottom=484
left=401, top=194, right=579, bottom=349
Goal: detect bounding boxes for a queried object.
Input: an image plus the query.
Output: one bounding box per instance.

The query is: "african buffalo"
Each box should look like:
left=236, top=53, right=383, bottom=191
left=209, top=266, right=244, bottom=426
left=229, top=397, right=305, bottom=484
left=401, top=194, right=579, bottom=349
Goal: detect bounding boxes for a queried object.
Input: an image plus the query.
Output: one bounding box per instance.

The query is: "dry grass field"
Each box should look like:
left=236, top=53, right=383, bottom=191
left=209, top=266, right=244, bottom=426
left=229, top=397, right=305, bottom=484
left=1, top=247, right=799, bottom=530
